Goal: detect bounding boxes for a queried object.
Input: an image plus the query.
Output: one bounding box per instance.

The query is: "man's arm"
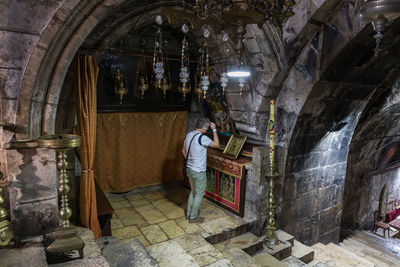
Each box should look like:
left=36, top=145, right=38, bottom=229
left=182, top=144, right=187, bottom=159
left=209, top=122, right=220, bottom=148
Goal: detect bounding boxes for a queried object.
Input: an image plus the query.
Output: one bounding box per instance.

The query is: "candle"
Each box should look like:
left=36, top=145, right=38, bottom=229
left=269, top=100, right=275, bottom=174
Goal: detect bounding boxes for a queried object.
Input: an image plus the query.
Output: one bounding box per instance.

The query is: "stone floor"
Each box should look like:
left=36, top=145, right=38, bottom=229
left=107, top=183, right=251, bottom=247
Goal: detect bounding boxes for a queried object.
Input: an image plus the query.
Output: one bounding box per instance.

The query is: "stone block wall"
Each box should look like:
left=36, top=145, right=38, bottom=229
left=5, top=143, right=58, bottom=238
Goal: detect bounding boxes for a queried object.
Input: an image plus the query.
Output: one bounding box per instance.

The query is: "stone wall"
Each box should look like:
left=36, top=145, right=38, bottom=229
left=359, top=169, right=400, bottom=229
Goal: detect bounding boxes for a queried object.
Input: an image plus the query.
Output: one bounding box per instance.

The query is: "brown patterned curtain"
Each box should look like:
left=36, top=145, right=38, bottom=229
left=74, top=54, right=101, bottom=238
left=94, top=112, right=187, bottom=193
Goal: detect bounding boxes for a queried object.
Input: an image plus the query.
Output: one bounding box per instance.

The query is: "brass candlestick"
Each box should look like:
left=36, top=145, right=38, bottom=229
left=0, top=170, right=13, bottom=246
left=264, top=100, right=279, bottom=245
left=38, top=134, right=84, bottom=263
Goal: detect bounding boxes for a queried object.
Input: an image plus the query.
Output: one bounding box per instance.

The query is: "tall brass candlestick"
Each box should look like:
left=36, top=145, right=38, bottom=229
left=0, top=171, right=13, bottom=246
left=38, top=134, right=84, bottom=263
left=264, top=99, right=279, bottom=245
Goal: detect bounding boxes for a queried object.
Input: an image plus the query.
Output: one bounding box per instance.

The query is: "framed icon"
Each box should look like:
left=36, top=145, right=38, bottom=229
left=223, top=135, right=247, bottom=159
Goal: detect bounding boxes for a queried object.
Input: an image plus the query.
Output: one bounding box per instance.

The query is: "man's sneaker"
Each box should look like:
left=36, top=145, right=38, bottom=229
left=189, top=216, right=204, bottom=224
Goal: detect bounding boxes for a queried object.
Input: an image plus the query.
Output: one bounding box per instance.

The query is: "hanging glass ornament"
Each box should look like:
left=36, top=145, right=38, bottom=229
left=220, top=72, right=229, bottom=95
left=238, top=76, right=245, bottom=95
left=200, top=28, right=210, bottom=99
left=153, top=16, right=165, bottom=92
left=178, top=27, right=191, bottom=101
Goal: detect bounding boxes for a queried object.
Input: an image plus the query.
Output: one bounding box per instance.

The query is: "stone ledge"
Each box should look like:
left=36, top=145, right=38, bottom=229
left=4, top=140, right=39, bottom=149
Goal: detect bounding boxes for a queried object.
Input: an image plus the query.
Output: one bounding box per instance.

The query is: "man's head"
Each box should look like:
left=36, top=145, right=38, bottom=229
left=195, top=118, right=210, bottom=133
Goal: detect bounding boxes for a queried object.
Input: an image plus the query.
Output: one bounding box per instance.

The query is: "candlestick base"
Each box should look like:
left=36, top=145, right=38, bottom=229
left=264, top=172, right=279, bottom=246
left=45, top=226, right=84, bottom=264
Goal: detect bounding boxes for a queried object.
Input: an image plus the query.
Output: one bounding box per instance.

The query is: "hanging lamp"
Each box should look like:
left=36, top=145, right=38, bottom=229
left=178, top=24, right=191, bottom=101
left=153, top=15, right=165, bottom=91
left=200, top=28, right=210, bottom=99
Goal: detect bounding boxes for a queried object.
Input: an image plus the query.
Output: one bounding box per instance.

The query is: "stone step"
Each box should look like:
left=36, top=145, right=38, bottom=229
left=201, top=219, right=250, bottom=245
left=222, top=247, right=262, bottom=267
left=0, top=242, right=47, bottom=267
left=103, top=238, right=158, bottom=267
left=326, top=243, right=375, bottom=267
left=282, top=256, right=310, bottom=267
left=341, top=238, right=398, bottom=267
left=310, top=243, right=334, bottom=266
left=276, top=229, right=294, bottom=246
left=148, top=233, right=231, bottom=267
left=262, top=239, right=292, bottom=260
left=252, top=251, right=286, bottom=267
left=292, top=240, right=314, bottom=264
left=147, top=239, right=199, bottom=267
left=340, top=243, right=390, bottom=267
left=319, top=242, right=374, bottom=267
left=214, top=232, right=263, bottom=256
left=348, top=230, right=400, bottom=260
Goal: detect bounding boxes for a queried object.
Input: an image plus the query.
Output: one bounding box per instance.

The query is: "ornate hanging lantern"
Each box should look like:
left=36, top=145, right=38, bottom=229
left=360, top=0, right=400, bottom=57
left=200, top=28, right=210, bottom=99
left=137, top=50, right=149, bottom=99
left=238, top=76, right=245, bottom=95
left=153, top=15, right=165, bottom=91
left=219, top=32, right=229, bottom=95
left=114, top=67, right=128, bottom=104
left=161, top=45, right=172, bottom=98
left=178, top=24, right=191, bottom=101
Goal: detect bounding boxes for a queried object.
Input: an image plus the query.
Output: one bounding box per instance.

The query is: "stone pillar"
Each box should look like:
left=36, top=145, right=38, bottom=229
left=246, top=146, right=269, bottom=235
left=5, top=141, right=58, bottom=238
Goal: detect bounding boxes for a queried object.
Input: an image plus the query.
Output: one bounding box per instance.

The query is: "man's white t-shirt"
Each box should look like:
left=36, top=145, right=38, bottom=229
left=184, top=131, right=212, bottom=172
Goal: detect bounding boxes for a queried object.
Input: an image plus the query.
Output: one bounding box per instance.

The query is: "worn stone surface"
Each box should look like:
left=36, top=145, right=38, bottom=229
left=140, top=224, right=168, bottom=244
left=222, top=247, right=262, bottom=267
left=112, top=225, right=141, bottom=240
left=147, top=240, right=199, bottom=267
left=282, top=256, right=309, bottom=267
left=252, top=251, right=286, bottom=267
left=136, top=204, right=168, bottom=224
left=102, top=238, right=157, bottom=267
left=114, top=207, right=148, bottom=227
left=189, top=243, right=224, bottom=266
left=0, top=242, right=46, bottom=267
left=292, top=239, right=314, bottom=263
left=214, top=232, right=262, bottom=256
left=175, top=217, right=202, bottom=234
left=153, top=198, right=185, bottom=219
left=76, top=227, right=101, bottom=258
left=158, top=220, right=186, bottom=239
left=50, top=256, right=110, bottom=267
left=174, top=234, right=210, bottom=252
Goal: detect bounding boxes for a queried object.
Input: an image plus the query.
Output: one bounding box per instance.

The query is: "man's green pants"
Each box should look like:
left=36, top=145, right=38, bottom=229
left=186, top=167, right=206, bottom=220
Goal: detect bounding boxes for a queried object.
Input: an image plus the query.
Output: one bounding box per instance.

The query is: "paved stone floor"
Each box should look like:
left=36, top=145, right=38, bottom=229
left=106, top=183, right=249, bottom=247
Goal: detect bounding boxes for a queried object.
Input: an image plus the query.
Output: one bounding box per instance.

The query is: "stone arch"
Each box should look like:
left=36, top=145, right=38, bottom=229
left=280, top=15, right=400, bottom=245
left=342, top=67, right=400, bottom=229
left=15, top=0, right=190, bottom=140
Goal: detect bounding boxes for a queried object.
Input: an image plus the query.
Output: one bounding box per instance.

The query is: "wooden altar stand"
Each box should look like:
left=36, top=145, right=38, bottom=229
left=184, top=133, right=259, bottom=217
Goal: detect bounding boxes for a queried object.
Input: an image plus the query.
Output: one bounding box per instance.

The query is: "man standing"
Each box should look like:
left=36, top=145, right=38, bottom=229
left=182, top=118, right=220, bottom=223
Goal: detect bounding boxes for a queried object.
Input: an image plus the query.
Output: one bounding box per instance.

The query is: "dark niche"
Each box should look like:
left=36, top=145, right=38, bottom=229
left=97, top=52, right=193, bottom=112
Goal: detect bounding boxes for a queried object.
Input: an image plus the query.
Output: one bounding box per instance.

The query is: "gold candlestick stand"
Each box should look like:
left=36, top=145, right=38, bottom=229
left=264, top=99, right=279, bottom=245
left=264, top=167, right=279, bottom=245
left=38, top=134, right=84, bottom=263
left=0, top=170, right=13, bottom=246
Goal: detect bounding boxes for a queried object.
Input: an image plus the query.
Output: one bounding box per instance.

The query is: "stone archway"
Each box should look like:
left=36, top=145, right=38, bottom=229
left=280, top=16, right=400, bottom=245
